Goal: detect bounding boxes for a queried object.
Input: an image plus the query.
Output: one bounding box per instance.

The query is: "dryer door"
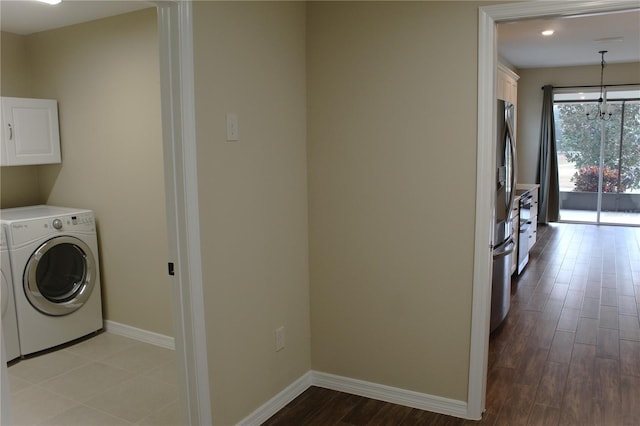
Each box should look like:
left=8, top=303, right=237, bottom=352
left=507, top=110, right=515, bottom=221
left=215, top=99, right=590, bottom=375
left=24, top=236, right=97, bottom=316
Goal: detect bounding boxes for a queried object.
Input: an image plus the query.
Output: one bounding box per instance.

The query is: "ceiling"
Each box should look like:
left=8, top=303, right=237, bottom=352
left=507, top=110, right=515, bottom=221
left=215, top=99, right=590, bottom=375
left=0, top=1, right=150, bottom=36
left=1, top=1, right=639, bottom=69
left=498, top=10, right=640, bottom=69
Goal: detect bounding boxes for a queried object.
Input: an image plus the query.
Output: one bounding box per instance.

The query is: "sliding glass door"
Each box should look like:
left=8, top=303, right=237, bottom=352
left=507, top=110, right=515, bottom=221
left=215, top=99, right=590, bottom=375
left=554, top=88, right=640, bottom=225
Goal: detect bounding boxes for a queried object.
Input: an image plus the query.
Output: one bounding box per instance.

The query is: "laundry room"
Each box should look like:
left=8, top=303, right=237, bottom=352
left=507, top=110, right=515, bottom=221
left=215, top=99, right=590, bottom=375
left=0, top=7, right=173, bottom=351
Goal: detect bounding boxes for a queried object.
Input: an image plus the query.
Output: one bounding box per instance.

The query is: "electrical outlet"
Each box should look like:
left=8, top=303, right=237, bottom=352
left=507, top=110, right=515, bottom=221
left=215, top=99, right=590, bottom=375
left=275, top=326, right=285, bottom=352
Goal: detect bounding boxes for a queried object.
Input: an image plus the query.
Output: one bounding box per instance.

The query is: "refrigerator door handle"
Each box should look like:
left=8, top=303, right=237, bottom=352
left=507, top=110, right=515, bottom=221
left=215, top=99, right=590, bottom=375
left=493, top=238, right=515, bottom=259
left=506, top=117, right=517, bottom=221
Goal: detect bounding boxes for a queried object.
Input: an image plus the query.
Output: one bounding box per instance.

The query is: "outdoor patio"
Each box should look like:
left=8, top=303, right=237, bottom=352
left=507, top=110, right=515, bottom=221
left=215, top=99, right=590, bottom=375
left=559, top=209, right=640, bottom=226
left=558, top=190, right=640, bottom=226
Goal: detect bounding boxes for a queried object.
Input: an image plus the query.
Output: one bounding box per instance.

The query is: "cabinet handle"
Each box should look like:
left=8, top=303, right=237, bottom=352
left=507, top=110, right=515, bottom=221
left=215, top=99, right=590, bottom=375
left=8, top=123, right=13, bottom=140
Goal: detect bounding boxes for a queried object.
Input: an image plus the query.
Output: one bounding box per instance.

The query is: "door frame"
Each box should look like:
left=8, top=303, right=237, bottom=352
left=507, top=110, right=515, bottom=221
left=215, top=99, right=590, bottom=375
left=470, top=0, right=640, bottom=419
left=155, top=1, right=212, bottom=425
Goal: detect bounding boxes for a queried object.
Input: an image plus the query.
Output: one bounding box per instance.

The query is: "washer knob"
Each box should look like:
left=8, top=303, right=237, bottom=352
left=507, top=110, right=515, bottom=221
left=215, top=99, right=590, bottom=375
left=52, top=218, right=63, bottom=230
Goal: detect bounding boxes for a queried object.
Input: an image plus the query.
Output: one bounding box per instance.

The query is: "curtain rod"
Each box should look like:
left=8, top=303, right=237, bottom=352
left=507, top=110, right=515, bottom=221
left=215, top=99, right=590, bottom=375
left=541, top=83, right=640, bottom=90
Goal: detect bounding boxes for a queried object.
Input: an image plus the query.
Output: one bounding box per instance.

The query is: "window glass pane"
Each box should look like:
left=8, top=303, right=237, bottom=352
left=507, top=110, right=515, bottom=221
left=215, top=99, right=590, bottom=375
left=554, top=101, right=600, bottom=222
left=607, top=89, right=640, bottom=100
left=601, top=99, right=640, bottom=224
left=554, top=92, right=600, bottom=102
left=555, top=102, right=602, bottom=192
left=602, top=102, right=623, bottom=194
left=554, top=88, right=640, bottom=225
left=554, top=89, right=640, bottom=102
left=620, top=100, right=640, bottom=194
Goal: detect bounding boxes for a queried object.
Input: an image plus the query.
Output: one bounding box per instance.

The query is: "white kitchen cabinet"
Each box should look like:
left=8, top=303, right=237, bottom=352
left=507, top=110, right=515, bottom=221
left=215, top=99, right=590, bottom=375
left=1, top=97, right=61, bottom=166
left=514, top=184, right=539, bottom=275
left=511, top=198, right=519, bottom=275
left=528, top=187, right=539, bottom=248
left=497, top=63, right=519, bottom=106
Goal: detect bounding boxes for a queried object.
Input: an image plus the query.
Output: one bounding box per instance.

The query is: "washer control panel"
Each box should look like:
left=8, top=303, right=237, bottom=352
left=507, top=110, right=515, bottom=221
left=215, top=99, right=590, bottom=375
left=7, top=212, right=96, bottom=247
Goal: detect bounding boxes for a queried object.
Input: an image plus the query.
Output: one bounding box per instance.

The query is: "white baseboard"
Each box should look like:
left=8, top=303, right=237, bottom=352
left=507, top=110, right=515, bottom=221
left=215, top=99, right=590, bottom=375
left=104, top=320, right=175, bottom=350
left=311, top=371, right=469, bottom=419
left=237, top=370, right=469, bottom=425
left=237, top=371, right=313, bottom=426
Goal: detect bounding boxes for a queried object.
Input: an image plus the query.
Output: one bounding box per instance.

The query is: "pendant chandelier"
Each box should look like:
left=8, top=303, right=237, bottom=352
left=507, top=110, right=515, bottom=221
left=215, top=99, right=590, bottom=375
left=586, top=50, right=613, bottom=121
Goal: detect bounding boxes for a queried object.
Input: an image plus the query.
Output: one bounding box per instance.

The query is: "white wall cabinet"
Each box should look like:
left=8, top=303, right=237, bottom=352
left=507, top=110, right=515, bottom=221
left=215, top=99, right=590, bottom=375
left=1, top=97, right=61, bottom=166
left=497, top=63, right=519, bottom=106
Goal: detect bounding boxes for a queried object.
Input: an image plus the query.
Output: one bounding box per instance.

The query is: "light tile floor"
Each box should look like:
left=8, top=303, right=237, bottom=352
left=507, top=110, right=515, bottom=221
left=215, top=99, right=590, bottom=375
left=7, top=332, right=185, bottom=426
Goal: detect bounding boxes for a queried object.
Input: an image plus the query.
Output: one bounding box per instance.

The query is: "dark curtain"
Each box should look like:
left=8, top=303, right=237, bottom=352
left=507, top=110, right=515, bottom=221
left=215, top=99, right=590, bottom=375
left=537, top=85, right=560, bottom=223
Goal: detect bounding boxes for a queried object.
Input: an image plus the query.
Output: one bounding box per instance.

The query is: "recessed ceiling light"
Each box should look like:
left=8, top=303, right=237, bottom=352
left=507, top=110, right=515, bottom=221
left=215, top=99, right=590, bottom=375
left=542, top=30, right=555, bottom=36
left=36, top=0, right=62, bottom=5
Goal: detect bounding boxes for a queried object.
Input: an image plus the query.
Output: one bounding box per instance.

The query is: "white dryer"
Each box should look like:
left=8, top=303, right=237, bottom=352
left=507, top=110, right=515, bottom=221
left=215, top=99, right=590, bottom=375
left=1, top=205, right=103, bottom=355
left=1, top=225, right=20, bottom=362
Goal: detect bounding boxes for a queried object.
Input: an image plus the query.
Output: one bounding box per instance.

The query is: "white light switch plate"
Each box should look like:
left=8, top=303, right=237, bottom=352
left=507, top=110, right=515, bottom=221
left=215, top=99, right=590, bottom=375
left=226, top=113, right=239, bottom=141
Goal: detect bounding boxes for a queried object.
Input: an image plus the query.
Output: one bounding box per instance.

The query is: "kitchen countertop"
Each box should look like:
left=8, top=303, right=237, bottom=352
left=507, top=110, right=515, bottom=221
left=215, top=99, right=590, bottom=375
left=516, top=183, right=540, bottom=195
left=513, top=183, right=539, bottom=204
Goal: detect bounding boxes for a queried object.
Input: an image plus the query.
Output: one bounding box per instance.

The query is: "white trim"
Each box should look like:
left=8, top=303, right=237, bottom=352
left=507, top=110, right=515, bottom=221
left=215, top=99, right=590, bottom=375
left=497, top=62, right=519, bottom=82
left=156, top=1, right=212, bottom=425
left=481, top=0, right=640, bottom=20
left=470, top=0, right=639, bottom=421
left=468, top=5, right=496, bottom=420
left=176, top=2, right=213, bottom=424
left=238, top=370, right=470, bottom=424
left=104, top=320, right=175, bottom=350
left=312, top=371, right=468, bottom=419
left=237, top=372, right=313, bottom=426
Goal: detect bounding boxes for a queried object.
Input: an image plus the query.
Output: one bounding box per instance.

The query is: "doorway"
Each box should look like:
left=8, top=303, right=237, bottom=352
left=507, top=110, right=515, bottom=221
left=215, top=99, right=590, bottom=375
left=473, top=0, right=639, bottom=420
left=554, top=88, right=640, bottom=225
left=0, top=2, right=210, bottom=424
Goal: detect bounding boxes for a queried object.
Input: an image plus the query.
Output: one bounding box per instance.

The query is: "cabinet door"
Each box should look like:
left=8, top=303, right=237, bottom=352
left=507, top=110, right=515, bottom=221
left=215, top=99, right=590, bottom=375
left=497, top=71, right=507, bottom=102
left=1, top=97, right=61, bottom=166
left=529, top=188, right=539, bottom=248
left=511, top=202, right=519, bottom=275
left=497, top=64, right=519, bottom=105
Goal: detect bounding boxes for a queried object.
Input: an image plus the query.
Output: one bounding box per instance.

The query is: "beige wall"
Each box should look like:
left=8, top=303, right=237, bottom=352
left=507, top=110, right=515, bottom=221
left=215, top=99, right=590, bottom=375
left=308, top=1, right=478, bottom=401
left=517, top=62, right=640, bottom=184
left=1, top=9, right=173, bottom=337
left=0, top=32, right=41, bottom=207
left=3, top=1, right=514, bottom=421
left=0, top=32, right=31, bottom=97
left=192, top=2, right=310, bottom=424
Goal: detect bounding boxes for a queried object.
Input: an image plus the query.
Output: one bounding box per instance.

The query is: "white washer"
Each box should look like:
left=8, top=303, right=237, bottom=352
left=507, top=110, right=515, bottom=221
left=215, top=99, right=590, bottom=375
left=1, top=225, right=20, bottom=362
left=1, top=205, right=103, bottom=355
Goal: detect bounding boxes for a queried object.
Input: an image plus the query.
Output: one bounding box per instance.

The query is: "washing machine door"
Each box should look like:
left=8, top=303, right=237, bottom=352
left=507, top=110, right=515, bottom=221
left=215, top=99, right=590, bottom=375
left=24, top=236, right=97, bottom=316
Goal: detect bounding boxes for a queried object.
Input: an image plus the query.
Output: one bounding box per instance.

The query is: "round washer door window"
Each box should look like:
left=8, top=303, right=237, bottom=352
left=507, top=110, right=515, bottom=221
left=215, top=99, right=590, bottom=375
left=24, top=236, right=96, bottom=316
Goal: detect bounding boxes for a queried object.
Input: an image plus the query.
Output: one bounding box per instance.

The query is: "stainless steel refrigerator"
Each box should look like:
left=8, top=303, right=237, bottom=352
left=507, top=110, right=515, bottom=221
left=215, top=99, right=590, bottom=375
left=491, top=99, right=517, bottom=332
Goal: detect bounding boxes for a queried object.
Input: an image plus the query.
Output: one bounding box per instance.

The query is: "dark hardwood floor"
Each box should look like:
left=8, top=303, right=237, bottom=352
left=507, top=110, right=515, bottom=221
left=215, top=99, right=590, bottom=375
left=264, top=223, right=640, bottom=425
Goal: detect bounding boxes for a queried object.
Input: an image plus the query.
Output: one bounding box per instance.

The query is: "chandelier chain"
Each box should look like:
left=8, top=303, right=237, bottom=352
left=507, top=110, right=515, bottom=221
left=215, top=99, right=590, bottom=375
left=587, top=50, right=613, bottom=121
